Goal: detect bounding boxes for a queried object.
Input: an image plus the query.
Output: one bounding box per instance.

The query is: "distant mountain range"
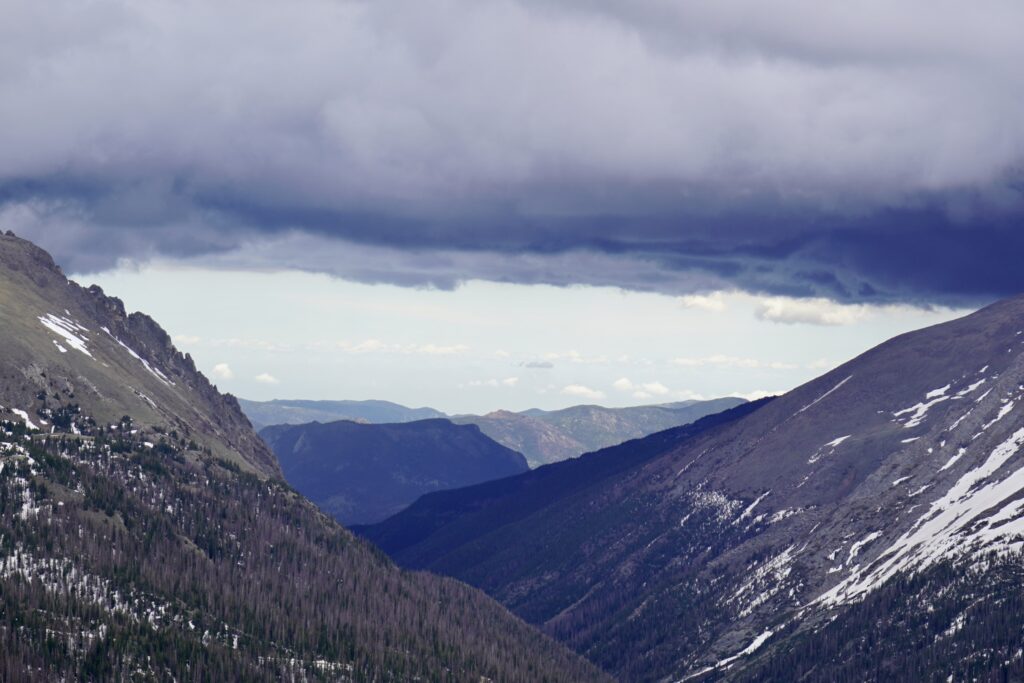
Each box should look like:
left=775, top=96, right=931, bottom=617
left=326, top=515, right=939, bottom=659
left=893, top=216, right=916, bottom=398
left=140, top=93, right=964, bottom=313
left=260, top=419, right=529, bottom=525
left=239, top=398, right=446, bottom=430
left=0, top=232, right=605, bottom=682
left=242, top=396, right=746, bottom=467
left=452, top=398, right=746, bottom=466
left=358, top=296, right=1024, bottom=681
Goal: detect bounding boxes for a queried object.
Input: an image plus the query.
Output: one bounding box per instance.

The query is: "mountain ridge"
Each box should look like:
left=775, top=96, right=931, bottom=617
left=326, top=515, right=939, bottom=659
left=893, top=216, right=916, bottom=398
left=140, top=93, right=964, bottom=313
left=260, top=417, right=530, bottom=525
left=359, top=294, right=1024, bottom=681
left=0, top=231, right=277, bottom=476
left=243, top=395, right=746, bottom=467
left=239, top=398, right=446, bottom=430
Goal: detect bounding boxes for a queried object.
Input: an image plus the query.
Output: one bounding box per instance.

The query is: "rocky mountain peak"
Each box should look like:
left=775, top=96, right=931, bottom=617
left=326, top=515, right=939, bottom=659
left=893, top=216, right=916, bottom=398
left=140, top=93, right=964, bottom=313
left=0, top=233, right=279, bottom=477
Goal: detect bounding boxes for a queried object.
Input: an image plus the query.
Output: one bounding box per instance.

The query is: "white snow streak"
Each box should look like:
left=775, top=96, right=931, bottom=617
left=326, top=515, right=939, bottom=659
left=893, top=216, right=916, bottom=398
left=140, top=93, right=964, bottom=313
left=980, top=401, right=1014, bottom=431
left=101, top=327, right=175, bottom=386
left=940, top=448, right=967, bottom=472
left=797, top=375, right=852, bottom=415
left=738, top=491, right=771, bottom=522
left=677, top=630, right=774, bottom=682
left=11, top=409, right=38, bottom=431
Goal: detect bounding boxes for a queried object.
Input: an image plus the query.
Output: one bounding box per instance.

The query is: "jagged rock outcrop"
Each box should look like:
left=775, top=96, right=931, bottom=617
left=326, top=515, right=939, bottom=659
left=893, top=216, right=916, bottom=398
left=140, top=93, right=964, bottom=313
left=0, top=231, right=277, bottom=475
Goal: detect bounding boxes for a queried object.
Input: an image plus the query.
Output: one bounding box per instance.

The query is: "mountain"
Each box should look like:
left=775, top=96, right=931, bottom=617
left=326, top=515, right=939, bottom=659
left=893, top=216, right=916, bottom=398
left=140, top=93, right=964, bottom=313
left=359, top=296, right=1024, bottom=682
left=449, top=410, right=581, bottom=467
left=239, top=398, right=445, bottom=430
left=0, top=231, right=277, bottom=477
left=0, top=232, right=607, bottom=682
left=354, top=400, right=769, bottom=564
left=241, top=396, right=746, bottom=468
left=454, top=398, right=747, bottom=466
left=260, top=418, right=529, bottom=525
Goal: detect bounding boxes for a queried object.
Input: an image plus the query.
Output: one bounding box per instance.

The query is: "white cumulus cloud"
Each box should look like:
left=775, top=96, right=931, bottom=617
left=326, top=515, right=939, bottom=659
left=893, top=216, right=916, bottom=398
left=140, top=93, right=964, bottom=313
left=640, top=381, right=670, bottom=396
left=679, top=292, right=728, bottom=312
left=561, top=384, right=606, bottom=401
left=729, top=389, right=782, bottom=401
left=211, top=363, right=233, bottom=380
left=753, top=297, right=869, bottom=326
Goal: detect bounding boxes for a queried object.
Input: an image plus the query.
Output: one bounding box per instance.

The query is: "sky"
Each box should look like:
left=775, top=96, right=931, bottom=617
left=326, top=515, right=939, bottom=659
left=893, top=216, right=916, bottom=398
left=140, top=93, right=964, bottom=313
left=4, top=0, right=1021, bottom=411
left=80, top=264, right=965, bottom=413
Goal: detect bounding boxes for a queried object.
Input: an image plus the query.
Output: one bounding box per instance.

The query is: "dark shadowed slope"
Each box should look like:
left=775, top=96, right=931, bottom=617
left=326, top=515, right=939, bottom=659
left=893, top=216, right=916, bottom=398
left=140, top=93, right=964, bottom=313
left=0, top=232, right=608, bottom=683
left=355, top=400, right=770, bottom=564
left=260, top=418, right=529, bottom=525
left=360, top=296, right=1024, bottom=682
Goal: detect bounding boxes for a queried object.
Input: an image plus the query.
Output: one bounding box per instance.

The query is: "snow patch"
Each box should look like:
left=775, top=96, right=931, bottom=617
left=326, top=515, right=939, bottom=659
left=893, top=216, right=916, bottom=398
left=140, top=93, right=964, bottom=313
left=38, top=313, right=92, bottom=357
left=847, top=531, right=881, bottom=563
left=819, top=426, right=1024, bottom=607
left=809, top=435, right=852, bottom=464
left=738, top=491, right=771, bottom=522
left=908, top=484, right=932, bottom=498
left=980, top=401, right=1015, bottom=431
left=940, top=448, right=968, bottom=472
left=957, top=379, right=986, bottom=397
left=11, top=409, right=38, bottom=431
left=894, top=387, right=952, bottom=428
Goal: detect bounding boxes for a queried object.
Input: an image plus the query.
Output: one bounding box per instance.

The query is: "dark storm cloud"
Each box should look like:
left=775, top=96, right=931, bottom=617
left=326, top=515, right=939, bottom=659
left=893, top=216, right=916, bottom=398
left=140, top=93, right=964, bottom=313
left=2, top=0, right=1024, bottom=304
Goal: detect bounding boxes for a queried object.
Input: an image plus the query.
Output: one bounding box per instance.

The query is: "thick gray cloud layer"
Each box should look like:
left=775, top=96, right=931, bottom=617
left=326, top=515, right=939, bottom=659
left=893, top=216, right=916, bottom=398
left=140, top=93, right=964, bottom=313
left=3, top=0, right=1023, bottom=303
